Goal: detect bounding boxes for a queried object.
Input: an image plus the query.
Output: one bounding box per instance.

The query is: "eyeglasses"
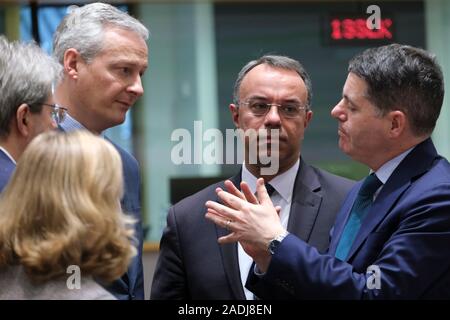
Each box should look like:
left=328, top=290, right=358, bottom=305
left=42, top=103, right=68, bottom=124
left=238, top=100, right=307, bottom=119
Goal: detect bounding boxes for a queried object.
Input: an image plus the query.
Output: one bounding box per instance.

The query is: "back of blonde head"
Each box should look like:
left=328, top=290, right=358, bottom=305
left=0, top=130, right=136, bottom=283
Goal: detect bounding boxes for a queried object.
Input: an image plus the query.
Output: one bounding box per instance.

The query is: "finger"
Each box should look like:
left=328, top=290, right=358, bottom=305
left=240, top=181, right=258, bottom=204
left=217, top=182, right=244, bottom=209
left=205, top=211, right=230, bottom=229
left=256, top=178, right=274, bottom=207
left=217, top=232, right=239, bottom=244
left=207, top=207, right=227, bottom=219
left=215, top=189, right=247, bottom=211
left=214, top=187, right=239, bottom=210
left=215, top=187, right=223, bottom=193
left=205, top=200, right=239, bottom=221
left=275, top=206, right=282, bottom=215
left=224, top=180, right=246, bottom=201
left=215, top=186, right=235, bottom=209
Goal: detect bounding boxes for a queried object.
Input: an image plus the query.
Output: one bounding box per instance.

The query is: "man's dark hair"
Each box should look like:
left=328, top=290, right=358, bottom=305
left=348, top=43, right=444, bottom=136
left=233, top=55, right=312, bottom=110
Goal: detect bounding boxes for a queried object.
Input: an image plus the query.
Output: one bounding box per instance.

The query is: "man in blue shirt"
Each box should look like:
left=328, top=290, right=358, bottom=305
left=206, top=44, right=450, bottom=299
left=53, top=2, right=149, bottom=300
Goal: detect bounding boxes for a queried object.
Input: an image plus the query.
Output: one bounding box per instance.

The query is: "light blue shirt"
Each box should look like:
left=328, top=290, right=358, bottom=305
left=60, top=113, right=86, bottom=132
left=372, top=147, right=414, bottom=199
left=60, top=113, right=104, bottom=138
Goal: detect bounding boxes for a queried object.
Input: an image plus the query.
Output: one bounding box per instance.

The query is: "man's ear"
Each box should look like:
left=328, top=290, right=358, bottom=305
left=388, top=110, right=407, bottom=138
left=303, top=110, right=313, bottom=129
left=64, top=48, right=82, bottom=80
left=16, top=104, right=31, bottom=136
left=229, top=104, right=240, bottom=128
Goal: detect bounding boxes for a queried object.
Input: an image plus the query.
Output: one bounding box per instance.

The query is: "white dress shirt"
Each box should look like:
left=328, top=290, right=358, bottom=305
left=238, top=160, right=300, bottom=300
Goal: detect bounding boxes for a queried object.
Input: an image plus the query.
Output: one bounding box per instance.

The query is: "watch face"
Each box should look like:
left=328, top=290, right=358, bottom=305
left=269, top=239, right=281, bottom=255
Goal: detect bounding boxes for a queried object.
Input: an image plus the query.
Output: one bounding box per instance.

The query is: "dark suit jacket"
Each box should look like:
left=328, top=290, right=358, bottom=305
left=151, top=158, right=354, bottom=299
left=59, top=127, right=144, bottom=300
left=247, top=139, right=450, bottom=299
left=103, top=140, right=144, bottom=300
left=0, top=149, right=15, bottom=192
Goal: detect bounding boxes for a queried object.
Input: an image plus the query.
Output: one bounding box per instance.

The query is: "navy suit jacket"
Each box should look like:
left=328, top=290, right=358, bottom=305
left=247, top=139, right=450, bottom=299
left=151, top=158, right=354, bottom=299
left=59, top=127, right=144, bottom=300
left=0, top=149, right=16, bottom=192
left=103, top=140, right=145, bottom=300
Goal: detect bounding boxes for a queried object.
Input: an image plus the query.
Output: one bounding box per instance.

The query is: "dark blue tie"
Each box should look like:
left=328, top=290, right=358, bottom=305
left=335, top=173, right=382, bottom=261
left=250, top=182, right=275, bottom=300
left=265, top=183, right=276, bottom=197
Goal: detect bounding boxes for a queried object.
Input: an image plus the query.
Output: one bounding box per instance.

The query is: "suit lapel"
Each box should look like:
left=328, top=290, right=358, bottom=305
left=287, top=159, right=322, bottom=242
left=216, top=172, right=246, bottom=299
left=346, top=139, right=440, bottom=260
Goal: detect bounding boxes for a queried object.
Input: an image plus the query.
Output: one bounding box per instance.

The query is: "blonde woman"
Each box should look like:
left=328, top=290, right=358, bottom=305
left=0, top=130, right=136, bottom=299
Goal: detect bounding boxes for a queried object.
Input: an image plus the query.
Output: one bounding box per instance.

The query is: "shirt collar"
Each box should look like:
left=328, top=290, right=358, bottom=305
left=372, top=147, right=414, bottom=184
left=60, top=113, right=86, bottom=131
left=0, top=146, right=16, bottom=165
left=241, top=159, right=300, bottom=202
left=60, top=113, right=104, bottom=137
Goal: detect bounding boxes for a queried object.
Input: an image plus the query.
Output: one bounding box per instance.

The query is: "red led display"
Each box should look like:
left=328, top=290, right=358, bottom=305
left=330, top=18, right=393, bottom=41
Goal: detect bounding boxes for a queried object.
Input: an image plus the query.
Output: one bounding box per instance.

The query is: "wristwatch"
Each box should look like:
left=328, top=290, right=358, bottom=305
left=268, top=230, right=289, bottom=255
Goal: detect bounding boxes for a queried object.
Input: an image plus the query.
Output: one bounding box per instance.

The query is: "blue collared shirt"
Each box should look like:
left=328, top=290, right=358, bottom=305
left=372, top=147, right=414, bottom=199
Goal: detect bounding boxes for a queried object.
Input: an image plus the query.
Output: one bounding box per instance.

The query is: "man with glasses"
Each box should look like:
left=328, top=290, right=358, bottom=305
left=206, top=45, right=450, bottom=299
left=53, top=3, right=148, bottom=300
left=0, top=36, right=62, bottom=192
left=151, top=55, right=354, bottom=299
left=41, top=103, right=68, bottom=125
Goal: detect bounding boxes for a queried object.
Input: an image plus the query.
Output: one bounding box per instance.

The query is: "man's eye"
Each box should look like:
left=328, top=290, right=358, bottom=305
left=121, top=67, right=131, bottom=75
left=251, top=103, right=268, bottom=110
left=283, top=105, right=298, bottom=113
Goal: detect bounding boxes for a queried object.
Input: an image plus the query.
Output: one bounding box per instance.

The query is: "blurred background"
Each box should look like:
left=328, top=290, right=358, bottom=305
left=1, top=0, right=450, bottom=298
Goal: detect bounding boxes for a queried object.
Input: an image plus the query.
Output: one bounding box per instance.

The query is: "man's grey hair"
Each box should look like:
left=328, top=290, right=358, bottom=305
left=0, top=36, right=62, bottom=138
left=53, top=2, right=149, bottom=64
left=232, top=55, right=313, bottom=109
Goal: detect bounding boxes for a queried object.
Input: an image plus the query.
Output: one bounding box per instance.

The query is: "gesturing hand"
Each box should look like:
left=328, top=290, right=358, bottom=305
left=205, top=178, right=285, bottom=271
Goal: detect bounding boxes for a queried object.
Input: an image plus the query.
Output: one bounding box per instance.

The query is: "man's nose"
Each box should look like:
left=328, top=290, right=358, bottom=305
left=264, top=105, right=282, bottom=127
left=128, top=74, right=144, bottom=97
left=331, top=100, right=346, bottom=121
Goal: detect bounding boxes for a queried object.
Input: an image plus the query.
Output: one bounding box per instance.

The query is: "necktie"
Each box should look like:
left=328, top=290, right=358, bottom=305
left=335, top=173, right=382, bottom=261
left=265, top=183, right=276, bottom=197
left=249, top=182, right=275, bottom=300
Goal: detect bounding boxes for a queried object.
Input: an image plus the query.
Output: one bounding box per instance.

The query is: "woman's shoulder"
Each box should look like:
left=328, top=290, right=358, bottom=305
left=0, top=265, right=116, bottom=300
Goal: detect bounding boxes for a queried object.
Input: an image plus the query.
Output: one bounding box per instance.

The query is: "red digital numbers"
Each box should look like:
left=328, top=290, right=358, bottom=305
left=331, top=18, right=393, bottom=40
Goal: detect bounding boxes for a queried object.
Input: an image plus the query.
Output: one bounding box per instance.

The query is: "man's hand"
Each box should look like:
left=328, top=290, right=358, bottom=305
left=205, top=178, right=285, bottom=272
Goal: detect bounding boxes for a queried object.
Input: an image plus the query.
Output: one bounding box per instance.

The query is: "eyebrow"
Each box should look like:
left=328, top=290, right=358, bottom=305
left=110, top=58, right=148, bottom=68
left=342, top=94, right=357, bottom=107
left=246, top=96, right=302, bottom=104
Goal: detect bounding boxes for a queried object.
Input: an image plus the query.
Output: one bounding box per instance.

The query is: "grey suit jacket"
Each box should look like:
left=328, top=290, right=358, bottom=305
left=151, top=158, right=355, bottom=300
left=0, top=265, right=116, bottom=300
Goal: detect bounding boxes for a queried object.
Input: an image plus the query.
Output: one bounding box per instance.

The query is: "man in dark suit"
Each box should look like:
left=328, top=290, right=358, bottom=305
left=206, top=44, right=450, bottom=299
left=0, top=36, right=62, bottom=192
left=151, top=55, right=354, bottom=299
left=52, top=3, right=148, bottom=300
